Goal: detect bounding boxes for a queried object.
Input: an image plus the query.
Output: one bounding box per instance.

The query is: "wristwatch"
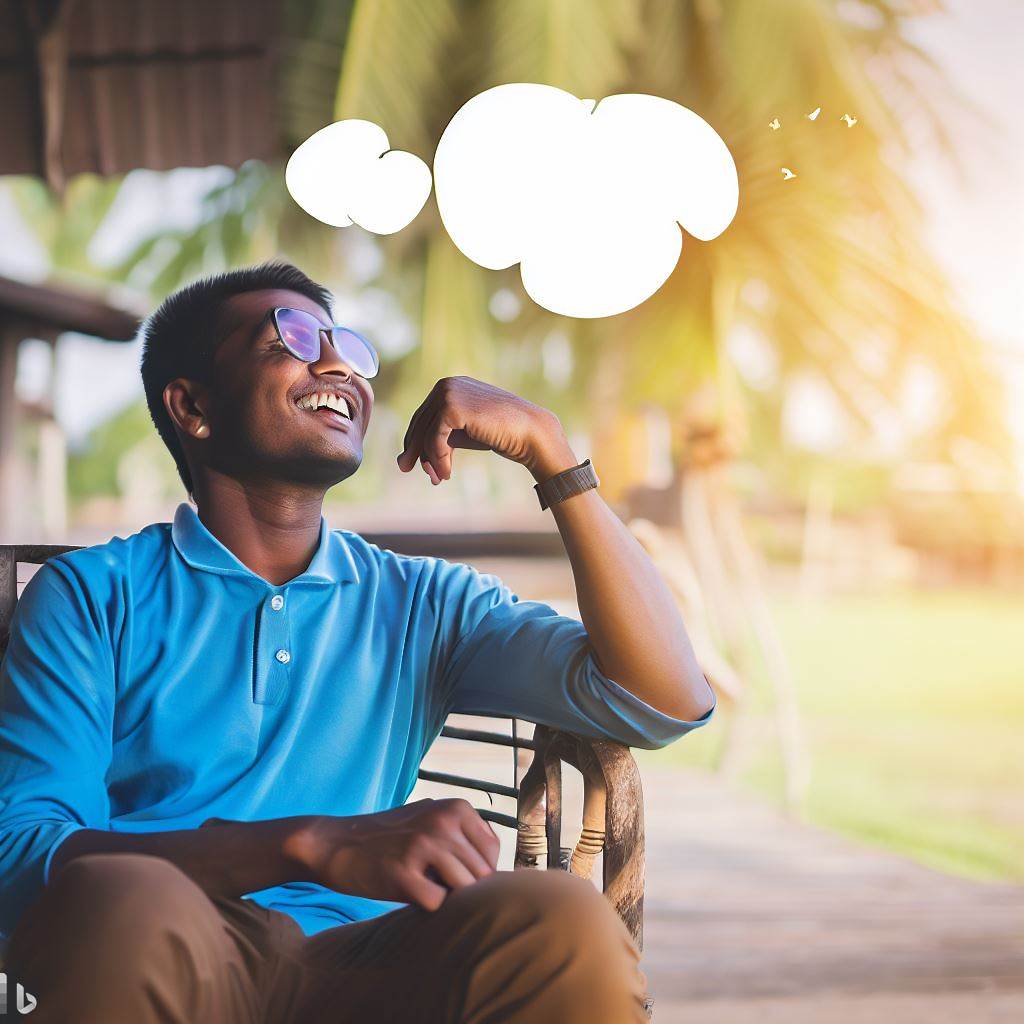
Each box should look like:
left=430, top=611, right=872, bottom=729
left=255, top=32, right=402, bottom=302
left=533, top=458, right=600, bottom=511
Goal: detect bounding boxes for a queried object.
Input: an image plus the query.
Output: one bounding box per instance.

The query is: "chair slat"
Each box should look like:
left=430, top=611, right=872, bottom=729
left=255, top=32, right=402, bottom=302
left=416, top=769, right=518, bottom=800
left=475, top=809, right=518, bottom=830
left=439, top=725, right=535, bottom=750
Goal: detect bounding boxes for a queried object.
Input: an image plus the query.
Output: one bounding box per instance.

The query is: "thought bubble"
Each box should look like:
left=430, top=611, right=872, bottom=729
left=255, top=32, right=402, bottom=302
left=433, top=84, right=738, bottom=318
left=286, top=120, right=431, bottom=235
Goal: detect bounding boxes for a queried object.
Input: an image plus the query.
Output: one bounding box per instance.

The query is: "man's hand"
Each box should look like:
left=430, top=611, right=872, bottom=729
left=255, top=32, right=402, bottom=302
left=396, top=376, right=576, bottom=485
left=284, top=798, right=501, bottom=912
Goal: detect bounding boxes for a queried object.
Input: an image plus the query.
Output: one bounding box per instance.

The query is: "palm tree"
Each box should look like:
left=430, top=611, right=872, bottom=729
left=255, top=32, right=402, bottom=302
left=26, top=1, right=1004, bottom=479
left=11, top=0, right=1011, bottom=804
left=319, top=0, right=1012, bottom=806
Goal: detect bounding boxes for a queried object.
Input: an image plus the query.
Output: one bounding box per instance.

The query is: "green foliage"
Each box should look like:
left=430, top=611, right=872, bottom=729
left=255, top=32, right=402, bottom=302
left=67, top=401, right=179, bottom=503
left=644, top=586, right=1024, bottom=883
left=15, top=0, right=1012, bottom=484
left=8, top=173, right=123, bottom=284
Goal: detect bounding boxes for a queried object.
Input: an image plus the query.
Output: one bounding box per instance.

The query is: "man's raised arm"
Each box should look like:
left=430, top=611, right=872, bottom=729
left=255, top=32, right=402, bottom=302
left=397, top=375, right=716, bottom=724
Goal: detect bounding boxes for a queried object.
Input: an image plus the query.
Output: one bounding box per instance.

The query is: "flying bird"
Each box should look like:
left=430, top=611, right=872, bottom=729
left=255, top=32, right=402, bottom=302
left=769, top=118, right=781, bottom=131
left=841, top=113, right=858, bottom=127
left=781, top=167, right=797, bottom=180
left=806, top=106, right=821, bottom=121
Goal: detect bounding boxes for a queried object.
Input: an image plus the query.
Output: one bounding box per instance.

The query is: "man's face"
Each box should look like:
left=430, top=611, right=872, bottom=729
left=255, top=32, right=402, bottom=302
left=199, top=288, right=375, bottom=489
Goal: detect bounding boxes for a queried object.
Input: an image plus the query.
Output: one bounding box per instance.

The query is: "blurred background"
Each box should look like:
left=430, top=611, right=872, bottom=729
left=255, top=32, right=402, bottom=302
left=0, top=0, right=1021, bottom=1019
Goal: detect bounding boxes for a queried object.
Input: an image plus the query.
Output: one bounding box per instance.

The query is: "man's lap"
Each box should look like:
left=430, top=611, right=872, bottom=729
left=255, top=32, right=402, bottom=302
left=8, top=854, right=644, bottom=1024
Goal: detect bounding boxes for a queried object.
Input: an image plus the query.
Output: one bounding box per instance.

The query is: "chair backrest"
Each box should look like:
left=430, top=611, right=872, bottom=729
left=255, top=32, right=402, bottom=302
left=0, top=540, right=646, bottom=949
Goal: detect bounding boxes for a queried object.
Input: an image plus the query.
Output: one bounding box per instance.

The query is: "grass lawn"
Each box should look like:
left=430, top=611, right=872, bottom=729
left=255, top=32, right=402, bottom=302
left=642, top=587, right=1024, bottom=883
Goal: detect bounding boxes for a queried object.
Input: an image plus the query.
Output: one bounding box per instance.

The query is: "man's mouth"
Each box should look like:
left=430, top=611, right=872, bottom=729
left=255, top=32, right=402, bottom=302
left=295, top=392, right=355, bottom=427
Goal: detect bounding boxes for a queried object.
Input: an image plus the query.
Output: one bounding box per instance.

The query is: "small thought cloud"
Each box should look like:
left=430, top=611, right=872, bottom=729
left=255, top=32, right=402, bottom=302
left=432, top=83, right=738, bottom=319
left=286, top=120, right=431, bottom=235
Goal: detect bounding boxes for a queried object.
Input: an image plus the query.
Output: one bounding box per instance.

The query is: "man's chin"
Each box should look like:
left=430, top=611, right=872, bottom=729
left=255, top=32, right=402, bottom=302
left=306, top=450, right=363, bottom=488
left=264, top=447, right=363, bottom=490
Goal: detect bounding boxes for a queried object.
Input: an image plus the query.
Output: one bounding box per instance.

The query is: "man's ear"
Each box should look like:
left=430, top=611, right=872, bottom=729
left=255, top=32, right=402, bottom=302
left=164, top=378, right=211, bottom=440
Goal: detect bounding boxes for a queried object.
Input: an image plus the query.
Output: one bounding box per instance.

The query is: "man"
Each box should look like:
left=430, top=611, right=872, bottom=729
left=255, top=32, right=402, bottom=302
left=0, top=262, right=714, bottom=1023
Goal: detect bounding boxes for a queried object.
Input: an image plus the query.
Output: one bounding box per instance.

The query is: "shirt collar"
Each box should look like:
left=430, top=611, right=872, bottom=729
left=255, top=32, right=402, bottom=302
left=170, top=503, right=360, bottom=586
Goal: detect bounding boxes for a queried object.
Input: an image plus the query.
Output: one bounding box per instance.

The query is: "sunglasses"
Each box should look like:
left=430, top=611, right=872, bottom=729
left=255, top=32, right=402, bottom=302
left=271, top=307, right=380, bottom=379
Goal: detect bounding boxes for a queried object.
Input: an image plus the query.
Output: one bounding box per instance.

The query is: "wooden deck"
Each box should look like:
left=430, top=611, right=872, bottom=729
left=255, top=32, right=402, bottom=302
left=414, top=734, right=1024, bottom=1023
left=639, top=765, right=1024, bottom=1022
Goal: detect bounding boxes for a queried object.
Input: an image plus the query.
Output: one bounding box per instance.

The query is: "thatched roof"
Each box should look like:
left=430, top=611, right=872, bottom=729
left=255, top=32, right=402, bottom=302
left=1, top=0, right=281, bottom=192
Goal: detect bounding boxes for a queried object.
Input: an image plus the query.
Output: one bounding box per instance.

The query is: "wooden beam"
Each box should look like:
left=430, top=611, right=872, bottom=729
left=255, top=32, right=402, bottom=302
left=0, top=275, right=139, bottom=341
left=360, top=531, right=564, bottom=559
left=0, top=333, right=19, bottom=538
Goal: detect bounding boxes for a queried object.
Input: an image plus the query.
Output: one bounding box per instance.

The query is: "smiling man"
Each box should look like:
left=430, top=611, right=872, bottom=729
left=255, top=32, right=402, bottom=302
left=0, top=262, right=715, bottom=1023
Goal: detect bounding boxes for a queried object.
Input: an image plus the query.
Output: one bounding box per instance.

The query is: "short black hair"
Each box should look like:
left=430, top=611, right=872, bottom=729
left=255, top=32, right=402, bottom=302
left=140, top=261, right=333, bottom=494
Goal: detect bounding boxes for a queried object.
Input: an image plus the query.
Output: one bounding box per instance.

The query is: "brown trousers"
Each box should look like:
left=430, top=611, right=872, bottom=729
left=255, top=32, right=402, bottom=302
left=6, top=853, right=649, bottom=1023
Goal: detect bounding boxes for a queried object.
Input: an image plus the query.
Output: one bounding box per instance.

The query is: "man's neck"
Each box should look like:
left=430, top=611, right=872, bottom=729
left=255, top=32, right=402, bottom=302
left=192, top=472, right=328, bottom=586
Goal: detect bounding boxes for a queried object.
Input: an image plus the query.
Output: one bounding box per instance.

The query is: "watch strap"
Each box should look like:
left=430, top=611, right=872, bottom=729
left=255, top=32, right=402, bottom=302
left=534, top=458, right=599, bottom=511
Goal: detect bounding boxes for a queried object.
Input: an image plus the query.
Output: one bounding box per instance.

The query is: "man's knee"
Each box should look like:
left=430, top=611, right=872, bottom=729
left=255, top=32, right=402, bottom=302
left=54, top=852, right=205, bottom=919
left=8, top=854, right=264, bottom=1022
left=443, top=870, right=647, bottom=1022
left=38, top=852, right=218, bottom=956
left=455, top=868, right=634, bottom=952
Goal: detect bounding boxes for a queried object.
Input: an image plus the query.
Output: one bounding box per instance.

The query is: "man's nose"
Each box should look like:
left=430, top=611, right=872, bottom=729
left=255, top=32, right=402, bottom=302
left=312, top=329, right=354, bottom=378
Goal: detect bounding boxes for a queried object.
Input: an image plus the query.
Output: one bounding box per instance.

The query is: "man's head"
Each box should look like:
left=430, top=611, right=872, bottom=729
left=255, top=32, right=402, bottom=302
left=141, top=262, right=375, bottom=497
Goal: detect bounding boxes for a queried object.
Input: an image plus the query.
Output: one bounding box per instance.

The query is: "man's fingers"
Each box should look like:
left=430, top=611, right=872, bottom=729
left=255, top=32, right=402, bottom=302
left=451, top=831, right=497, bottom=879
left=427, top=848, right=477, bottom=891
left=394, top=863, right=449, bottom=913
left=448, top=428, right=490, bottom=451
left=405, top=408, right=454, bottom=486
left=419, top=456, right=440, bottom=485
left=398, top=389, right=439, bottom=472
left=424, top=413, right=455, bottom=482
left=463, top=814, right=501, bottom=871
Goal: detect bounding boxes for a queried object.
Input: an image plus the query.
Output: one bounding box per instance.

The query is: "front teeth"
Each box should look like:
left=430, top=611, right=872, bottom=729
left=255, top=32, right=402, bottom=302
left=297, top=393, right=352, bottom=417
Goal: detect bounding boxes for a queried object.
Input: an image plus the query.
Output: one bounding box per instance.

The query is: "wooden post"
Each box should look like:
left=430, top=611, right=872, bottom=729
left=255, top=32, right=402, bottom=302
left=0, top=546, right=17, bottom=652
left=0, top=332, right=20, bottom=539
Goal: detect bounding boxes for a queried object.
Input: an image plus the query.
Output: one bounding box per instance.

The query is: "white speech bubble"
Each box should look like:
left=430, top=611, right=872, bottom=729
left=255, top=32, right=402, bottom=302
left=286, top=120, right=432, bottom=235
left=433, top=84, right=739, bottom=318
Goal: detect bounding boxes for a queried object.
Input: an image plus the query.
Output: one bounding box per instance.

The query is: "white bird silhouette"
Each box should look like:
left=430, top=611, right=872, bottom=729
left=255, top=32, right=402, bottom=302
left=841, top=113, right=858, bottom=127
left=807, top=106, right=821, bottom=121
left=769, top=118, right=781, bottom=131
left=781, top=167, right=797, bottom=180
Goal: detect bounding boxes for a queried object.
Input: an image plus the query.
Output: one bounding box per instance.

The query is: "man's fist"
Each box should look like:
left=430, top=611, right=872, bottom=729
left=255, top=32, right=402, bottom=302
left=284, top=798, right=501, bottom=912
left=396, top=376, right=567, bottom=485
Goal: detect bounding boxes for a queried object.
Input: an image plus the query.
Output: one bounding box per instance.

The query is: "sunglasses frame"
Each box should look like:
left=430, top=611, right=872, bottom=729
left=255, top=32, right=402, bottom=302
left=270, top=306, right=380, bottom=379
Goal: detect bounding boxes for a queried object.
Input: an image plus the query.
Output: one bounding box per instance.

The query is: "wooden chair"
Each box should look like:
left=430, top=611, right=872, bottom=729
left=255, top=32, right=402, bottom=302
left=1, top=542, right=651, bottom=1014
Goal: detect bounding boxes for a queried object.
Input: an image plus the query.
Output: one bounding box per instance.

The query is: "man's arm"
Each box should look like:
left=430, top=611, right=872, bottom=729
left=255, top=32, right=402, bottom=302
left=48, top=818, right=311, bottom=898
left=52, top=798, right=499, bottom=913
left=397, top=376, right=715, bottom=723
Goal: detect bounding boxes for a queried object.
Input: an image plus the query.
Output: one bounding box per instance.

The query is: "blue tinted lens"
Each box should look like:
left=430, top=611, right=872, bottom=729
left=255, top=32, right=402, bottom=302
left=328, top=327, right=380, bottom=379
left=274, top=308, right=320, bottom=361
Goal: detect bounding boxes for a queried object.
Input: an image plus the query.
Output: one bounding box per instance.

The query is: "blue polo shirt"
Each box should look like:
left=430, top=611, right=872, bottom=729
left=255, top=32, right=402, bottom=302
left=0, top=503, right=712, bottom=937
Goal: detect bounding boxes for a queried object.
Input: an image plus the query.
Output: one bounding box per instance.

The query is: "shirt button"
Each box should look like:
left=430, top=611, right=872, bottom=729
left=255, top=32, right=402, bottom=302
left=270, top=595, right=285, bottom=611
left=275, top=649, right=291, bottom=665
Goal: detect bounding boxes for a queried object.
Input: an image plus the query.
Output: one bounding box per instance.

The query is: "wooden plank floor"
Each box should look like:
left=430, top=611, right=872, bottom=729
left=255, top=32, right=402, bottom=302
left=414, top=732, right=1024, bottom=1023
left=639, top=765, right=1024, bottom=1022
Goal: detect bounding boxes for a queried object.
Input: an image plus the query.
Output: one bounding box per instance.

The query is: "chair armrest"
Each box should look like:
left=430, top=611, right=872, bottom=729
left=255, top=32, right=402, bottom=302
left=515, top=725, right=646, bottom=950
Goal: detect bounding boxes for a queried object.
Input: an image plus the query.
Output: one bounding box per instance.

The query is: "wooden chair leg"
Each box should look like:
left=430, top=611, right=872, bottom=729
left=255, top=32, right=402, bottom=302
left=514, top=735, right=548, bottom=869
left=543, top=741, right=566, bottom=869
left=514, top=726, right=652, bottom=1017
left=545, top=731, right=646, bottom=949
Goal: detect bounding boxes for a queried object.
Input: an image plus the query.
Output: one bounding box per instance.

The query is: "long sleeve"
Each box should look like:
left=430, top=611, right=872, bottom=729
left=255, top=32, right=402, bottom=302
left=0, top=562, right=115, bottom=937
left=433, top=560, right=714, bottom=749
